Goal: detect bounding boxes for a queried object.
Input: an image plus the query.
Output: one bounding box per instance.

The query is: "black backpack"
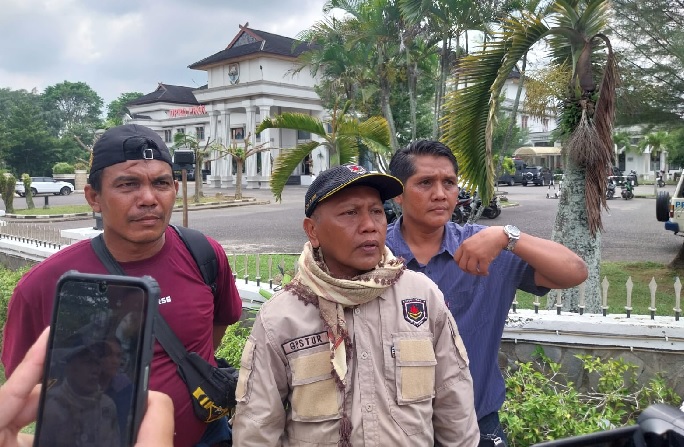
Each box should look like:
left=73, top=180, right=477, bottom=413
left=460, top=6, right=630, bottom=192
left=169, top=224, right=218, bottom=296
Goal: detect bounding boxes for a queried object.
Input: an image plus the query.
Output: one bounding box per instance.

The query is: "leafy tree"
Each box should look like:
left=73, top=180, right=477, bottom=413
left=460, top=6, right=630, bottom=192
left=442, top=0, right=617, bottom=313
left=0, top=88, right=60, bottom=176
left=42, top=81, right=104, bottom=141
left=173, top=132, right=213, bottom=203
left=106, top=92, right=144, bottom=127
left=257, top=101, right=391, bottom=201
left=665, top=127, right=684, bottom=168
left=610, top=0, right=684, bottom=125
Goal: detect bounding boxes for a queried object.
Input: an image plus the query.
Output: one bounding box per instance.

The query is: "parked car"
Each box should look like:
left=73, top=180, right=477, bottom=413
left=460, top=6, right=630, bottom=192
left=522, top=166, right=554, bottom=186
left=498, top=159, right=526, bottom=186
left=15, top=177, right=74, bottom=197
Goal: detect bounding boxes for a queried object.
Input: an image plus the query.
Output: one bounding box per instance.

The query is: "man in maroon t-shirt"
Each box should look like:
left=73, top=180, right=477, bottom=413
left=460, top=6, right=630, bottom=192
left=1, top=124, right=242, bottom=447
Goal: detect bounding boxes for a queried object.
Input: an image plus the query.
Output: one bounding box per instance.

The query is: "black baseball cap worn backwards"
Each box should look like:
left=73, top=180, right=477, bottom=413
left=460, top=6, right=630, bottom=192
left=305, top=164, right=404, bottom=217
left=90, top=124, right=173, bottom=173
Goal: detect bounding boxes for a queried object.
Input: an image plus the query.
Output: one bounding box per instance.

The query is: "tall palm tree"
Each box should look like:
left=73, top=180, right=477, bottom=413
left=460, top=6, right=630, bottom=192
left=256, top=101, right=391, bottom=201
left=442, top=0, right=617, bottom=313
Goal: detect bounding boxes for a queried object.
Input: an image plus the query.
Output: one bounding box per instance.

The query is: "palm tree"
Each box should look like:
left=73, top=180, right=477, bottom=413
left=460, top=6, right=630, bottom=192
left=256, top=101, right=391, bottom=201
left=218, top=135, right=271, bottom=200
left=173, top=132, right=213, bottom=203
left=441, top=0, right=617, bottom=313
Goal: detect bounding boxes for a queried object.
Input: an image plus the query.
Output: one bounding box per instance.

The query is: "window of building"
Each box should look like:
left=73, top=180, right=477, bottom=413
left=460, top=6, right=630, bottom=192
left=231, top=127, right=245, bottom=140
left=298, top=129, right=311, bottom=140
left=521, top=115, right=529, bottom=130
left=176, top=128, right=185, bottom=134
left=195, top=126, right=205, bottom=140
left=164, top=129, right=172, bottom=143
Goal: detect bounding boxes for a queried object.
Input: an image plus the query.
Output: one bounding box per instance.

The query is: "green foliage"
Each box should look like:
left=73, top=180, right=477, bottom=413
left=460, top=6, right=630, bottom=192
left=52, top=162, right=75, bottom=174
left=0, top=265, right=32, bottom=349
left=502, top=351, right=682, bottom=446
left=0, top=172, right=16, bottom=213
left=106, top=92, right=143, bottom=126
left=73, top=162, right=88, bottom=171
left=215, top=321, right=253, bottom=368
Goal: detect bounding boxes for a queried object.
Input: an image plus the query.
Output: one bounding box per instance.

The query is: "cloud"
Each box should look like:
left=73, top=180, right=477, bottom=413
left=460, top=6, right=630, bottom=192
left=0, top=0, right=327, bottom=106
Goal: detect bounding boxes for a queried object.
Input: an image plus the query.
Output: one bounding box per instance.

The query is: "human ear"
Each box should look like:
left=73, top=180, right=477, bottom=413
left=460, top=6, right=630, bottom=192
left=302, top=217, right=320, bottom=248
left=84, top=184, right=101, bottom=213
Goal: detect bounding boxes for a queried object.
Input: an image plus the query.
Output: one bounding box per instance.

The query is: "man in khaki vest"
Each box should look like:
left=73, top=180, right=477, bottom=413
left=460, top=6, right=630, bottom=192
left=233, top=164, right=479, bottom=446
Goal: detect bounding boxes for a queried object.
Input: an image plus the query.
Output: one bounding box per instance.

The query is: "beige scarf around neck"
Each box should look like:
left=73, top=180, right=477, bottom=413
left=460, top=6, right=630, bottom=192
left=286, top=241, right=405, bottom=384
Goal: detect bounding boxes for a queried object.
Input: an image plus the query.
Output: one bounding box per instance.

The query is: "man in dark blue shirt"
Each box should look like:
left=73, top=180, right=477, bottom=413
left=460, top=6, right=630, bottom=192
left=386, top=140, right=588, bottom=446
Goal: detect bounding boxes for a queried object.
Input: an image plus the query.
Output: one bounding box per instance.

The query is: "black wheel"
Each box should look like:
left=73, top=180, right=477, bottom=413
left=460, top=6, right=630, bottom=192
left=451, top=207, right=466, bottom=225
left=508, top=179, right=514, bottom=187
left=17, top=192, right=24, bottom=197
left=522, top=182, right=528, bottom=187
left=30, top=188, right=38, bottom=196
left=484, top=207, right=501, bottom=219
left=60, top=186, right=71, bottom=195
left=656, top=192, right=670, bottom=222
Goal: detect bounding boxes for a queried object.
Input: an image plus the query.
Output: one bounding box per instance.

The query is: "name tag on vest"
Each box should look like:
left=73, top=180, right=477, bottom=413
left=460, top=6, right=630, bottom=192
left=282, top=331, right=329, bottom=355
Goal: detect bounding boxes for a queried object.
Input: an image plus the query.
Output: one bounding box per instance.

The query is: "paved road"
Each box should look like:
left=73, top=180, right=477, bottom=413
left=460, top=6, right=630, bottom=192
left=10, top=182, right=683, bottom=263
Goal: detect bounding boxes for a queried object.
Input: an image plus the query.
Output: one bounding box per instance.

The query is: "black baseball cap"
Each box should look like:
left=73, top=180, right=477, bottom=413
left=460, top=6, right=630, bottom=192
left=90, top=124, right=173, bottom=174
left=305, top=164, right=403, bottom=217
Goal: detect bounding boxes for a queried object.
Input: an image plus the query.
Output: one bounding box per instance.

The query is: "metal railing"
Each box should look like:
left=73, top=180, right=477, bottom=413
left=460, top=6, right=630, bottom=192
left=0, top=220, right=70, bottom=249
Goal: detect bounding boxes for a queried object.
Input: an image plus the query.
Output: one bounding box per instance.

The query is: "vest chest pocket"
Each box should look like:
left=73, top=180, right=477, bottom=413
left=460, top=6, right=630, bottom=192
left=393, top=335, right=437, bottom=404
left=289, top=350, right=341, bottom=422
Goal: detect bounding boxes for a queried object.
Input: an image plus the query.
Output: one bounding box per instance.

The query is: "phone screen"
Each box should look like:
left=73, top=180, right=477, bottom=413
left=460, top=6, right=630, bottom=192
left=35, top=274, right=156, bottom=447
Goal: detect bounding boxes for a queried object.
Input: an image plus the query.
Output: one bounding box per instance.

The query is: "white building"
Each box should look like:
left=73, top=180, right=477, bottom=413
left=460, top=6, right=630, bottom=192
left=127, top=24, right=326, bottom=189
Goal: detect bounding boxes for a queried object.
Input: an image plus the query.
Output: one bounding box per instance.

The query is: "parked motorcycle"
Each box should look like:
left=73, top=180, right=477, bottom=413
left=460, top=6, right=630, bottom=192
left=621, top=178, right=634, bottom=199
left=606, top=178, right=616, bottom=200
left=452, top=190, right=502, bottom=223
left=657, top=171, right=666, bottom=188
left=628, top=170, right=639, bottom=186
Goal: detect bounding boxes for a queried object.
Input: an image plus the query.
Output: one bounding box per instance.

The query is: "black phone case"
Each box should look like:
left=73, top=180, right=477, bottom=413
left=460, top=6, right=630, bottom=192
left=34, top=270, right=159, bottom=447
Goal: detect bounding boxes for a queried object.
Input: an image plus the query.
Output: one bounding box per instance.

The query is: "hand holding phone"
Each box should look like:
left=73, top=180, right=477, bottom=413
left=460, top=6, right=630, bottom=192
left=33, top=272, right=159, bottom=447
left=0, top=330, right=174, bottom=447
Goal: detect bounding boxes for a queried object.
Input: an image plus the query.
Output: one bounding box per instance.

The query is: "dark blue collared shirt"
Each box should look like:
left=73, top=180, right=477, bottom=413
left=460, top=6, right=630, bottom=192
left=386, top=218, right=548, bottom=420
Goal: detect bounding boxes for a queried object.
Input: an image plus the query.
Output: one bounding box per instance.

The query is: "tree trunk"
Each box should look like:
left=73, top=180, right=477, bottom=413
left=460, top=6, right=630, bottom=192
left=433, top=31, right=450, bottom=139
left=408, top=58, right=418, bottom=141
left=379, top=76, right=400, bottom=151
left=502, top=56, right=527, bottom=155
left=235, top=160, right=244, bottom=200
left=26, top=190, right=35, bottom=210
left=549, top=166, right=602, bottom=313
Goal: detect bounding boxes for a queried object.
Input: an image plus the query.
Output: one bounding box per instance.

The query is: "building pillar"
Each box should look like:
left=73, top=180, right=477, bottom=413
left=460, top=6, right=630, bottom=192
left=220, top=110, right=233, bottom=188
left=243, top=103, right=260, bottom=189
left=257, top=101, right=273, bottom=189
left=208, top=110, right=220, bottom=187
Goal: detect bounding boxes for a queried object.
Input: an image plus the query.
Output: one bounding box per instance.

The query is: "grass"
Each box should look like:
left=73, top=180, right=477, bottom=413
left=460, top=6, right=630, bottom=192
left=515, top=261, right=683, bottom=316
left=11, top=204, right=92, bottom=215
left=230, top=255, right=682, bottom=317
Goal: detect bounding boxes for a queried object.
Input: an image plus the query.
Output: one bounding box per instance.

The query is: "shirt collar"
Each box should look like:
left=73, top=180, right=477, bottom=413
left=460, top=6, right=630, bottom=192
left=387, top=217, right=460, bottom=265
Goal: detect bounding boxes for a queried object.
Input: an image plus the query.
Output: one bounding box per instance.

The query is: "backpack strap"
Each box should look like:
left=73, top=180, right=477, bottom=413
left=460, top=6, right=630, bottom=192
left=169, top=224, right=219, bottom=296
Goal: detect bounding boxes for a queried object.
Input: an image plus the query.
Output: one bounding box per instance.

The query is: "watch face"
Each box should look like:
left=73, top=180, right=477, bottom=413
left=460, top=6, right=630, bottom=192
left=505, top=225, right=520, bottom=238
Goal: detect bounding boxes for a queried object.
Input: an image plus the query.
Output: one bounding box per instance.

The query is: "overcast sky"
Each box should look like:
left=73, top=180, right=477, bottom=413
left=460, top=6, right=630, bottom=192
left=0, top=0, right=329, bottom=107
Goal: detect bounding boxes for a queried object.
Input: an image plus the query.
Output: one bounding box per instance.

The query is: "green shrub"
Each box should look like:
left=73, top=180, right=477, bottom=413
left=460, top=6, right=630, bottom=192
left=215, top=320, right=253, bottom=367
left=52, top=162, right=75, bottom=174
left=501, top=349, right=682, bottom=446
left=73, top=162, right=88, bottom=171
left=0, top=265, right=30, bottom=350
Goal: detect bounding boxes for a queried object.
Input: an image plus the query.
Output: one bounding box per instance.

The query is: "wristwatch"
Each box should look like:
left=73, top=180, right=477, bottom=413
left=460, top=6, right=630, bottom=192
left=503, top=225, right=521, bottom=251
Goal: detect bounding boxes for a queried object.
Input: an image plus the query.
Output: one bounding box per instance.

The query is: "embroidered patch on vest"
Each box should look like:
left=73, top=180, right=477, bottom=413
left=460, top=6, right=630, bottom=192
left=282, top=331, right=329, bottom=355
left=402, top=298, right=428, bottom=327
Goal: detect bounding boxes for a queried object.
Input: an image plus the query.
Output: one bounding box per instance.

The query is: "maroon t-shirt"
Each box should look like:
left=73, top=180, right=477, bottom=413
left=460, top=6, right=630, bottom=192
left=1, top=227, right=242, bottom=447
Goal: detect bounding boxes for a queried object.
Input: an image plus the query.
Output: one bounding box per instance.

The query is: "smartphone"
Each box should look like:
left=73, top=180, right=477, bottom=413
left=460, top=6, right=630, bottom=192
left=34, top=271, right=159, bottom=447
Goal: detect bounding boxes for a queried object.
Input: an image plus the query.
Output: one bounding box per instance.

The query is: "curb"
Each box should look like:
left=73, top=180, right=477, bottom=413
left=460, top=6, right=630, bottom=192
left=1, top=198, right=271, bottom=221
